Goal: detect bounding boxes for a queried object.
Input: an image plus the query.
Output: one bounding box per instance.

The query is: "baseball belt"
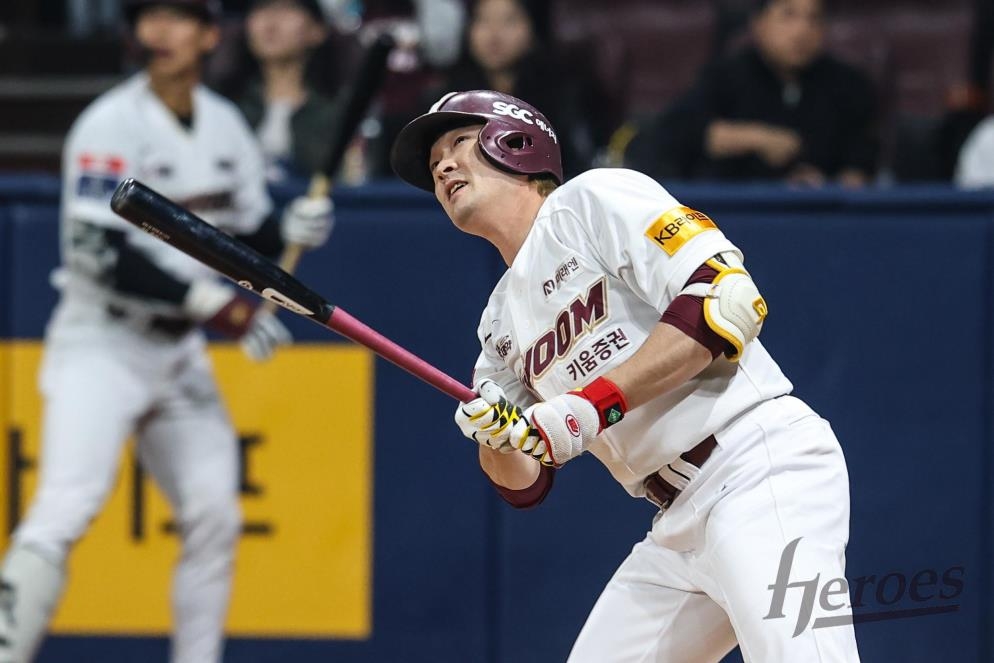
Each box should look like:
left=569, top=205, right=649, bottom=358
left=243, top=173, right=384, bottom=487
left=642, top=435, right=718, bottom=511
left=106, top=303, right=195, bottom=339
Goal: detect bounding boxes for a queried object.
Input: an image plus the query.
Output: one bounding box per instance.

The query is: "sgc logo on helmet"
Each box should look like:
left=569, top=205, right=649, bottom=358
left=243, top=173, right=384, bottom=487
left=492, top=101, right=558, bottom=144
left=492, top=101, right=534, bottom=124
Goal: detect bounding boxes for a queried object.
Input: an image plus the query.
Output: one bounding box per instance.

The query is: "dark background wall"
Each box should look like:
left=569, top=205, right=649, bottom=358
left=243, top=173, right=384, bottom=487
left=0, top=176, right=990, bottom=662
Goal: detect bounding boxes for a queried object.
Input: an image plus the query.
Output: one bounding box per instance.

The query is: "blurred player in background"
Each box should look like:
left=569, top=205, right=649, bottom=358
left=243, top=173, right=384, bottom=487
left=391, top=90, right=859, bottom=661
left=0, top=1, right=332, bottom=661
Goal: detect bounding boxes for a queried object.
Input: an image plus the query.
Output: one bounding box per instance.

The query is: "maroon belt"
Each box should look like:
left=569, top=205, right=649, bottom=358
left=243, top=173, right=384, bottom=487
left=642, top=435, right=718, bottom=511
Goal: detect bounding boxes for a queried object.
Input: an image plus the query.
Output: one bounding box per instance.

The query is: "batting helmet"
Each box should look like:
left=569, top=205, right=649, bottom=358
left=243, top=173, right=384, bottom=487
left=124, top=0, right=222, bottom=24
left=390, top=90, right=563, bottom=193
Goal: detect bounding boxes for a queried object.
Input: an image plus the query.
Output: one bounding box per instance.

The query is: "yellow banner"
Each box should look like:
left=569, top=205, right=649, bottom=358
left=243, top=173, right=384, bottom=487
left=1, top=341, right=373, bottom=638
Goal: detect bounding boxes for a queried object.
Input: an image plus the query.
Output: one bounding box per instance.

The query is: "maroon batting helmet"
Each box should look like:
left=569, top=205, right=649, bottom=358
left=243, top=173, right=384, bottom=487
left=390, top=90, right=563, bottom=193
left=124, top=0, right=222, bottom=24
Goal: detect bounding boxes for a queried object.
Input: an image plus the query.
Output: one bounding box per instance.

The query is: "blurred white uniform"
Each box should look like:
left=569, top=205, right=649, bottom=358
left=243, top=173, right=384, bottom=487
left=0, top=73, right=272, bottom=663
left=472, top=169, right=860, bottom=662
left=956, top=116, right=994, bottom=187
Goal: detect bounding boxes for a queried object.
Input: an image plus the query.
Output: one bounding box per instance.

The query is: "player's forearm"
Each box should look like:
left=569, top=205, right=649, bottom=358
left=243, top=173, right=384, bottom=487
left=479, top=445, right=541, bottom=489
left=601, top=322, right=713, bottom=410
left=235, top=212, right=284, bottom=259
left=99, top=227, right=191, bottom=305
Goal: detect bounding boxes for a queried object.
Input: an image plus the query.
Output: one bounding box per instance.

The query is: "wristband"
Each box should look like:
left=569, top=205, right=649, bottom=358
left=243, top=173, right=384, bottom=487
left=576, top=376, right=629, bottom=432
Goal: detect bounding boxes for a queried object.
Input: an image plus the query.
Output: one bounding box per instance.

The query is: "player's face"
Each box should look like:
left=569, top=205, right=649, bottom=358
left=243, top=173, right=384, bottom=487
left=429, top=124, right=525, bottom=231
left=752, top=0, right=824, bottom=72
left=247, top=0, right=326, bottom=63
left=135, top=6, right=220, bottom=79
left=469, top=0, right=535, bottom=74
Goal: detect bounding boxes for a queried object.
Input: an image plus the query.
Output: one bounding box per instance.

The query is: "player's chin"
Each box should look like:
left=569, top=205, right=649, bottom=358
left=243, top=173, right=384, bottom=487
left=445, top=200, right=475, bottom=232
left=148, top=56, right=196, bottom=79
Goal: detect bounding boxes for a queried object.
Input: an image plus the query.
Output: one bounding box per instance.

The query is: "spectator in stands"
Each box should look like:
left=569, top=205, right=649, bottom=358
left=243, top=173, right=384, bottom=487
left=435, top=0, right=613, bottom=176
left=232, top=0, right=344, bottom=181
left=954, top=116, right=994, bottom=187
left=626, top=0, right=878, bottom=186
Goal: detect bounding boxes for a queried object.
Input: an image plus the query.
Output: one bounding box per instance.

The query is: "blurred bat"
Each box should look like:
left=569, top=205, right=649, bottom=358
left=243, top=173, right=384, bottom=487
left=264, top=30, right=397, bottom=314
left=111, top=178, right=474, bottom=402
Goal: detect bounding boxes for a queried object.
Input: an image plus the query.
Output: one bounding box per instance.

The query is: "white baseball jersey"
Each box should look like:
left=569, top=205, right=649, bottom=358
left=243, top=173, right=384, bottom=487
left=58, top=72, right=272, bottom=314
left=472, top=168, right=793, bottom=495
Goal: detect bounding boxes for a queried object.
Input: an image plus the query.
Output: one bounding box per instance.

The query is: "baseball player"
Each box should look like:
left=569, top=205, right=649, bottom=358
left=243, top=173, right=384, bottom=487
left=390, top=90, right=860, bottom=662
left=0, top=2, right=332, bottom=662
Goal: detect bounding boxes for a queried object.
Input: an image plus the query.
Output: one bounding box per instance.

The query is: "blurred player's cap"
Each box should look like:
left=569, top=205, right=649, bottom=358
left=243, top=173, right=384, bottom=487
left=391, top=90, right=563, bottom=193
left=249, top=0, right=327, bottom=23
left=124, top=0, right=222, bottom=24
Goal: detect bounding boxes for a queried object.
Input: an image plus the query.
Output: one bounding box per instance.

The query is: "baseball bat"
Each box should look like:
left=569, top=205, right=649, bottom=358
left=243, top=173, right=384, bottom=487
left=267, top=31, right=397, bottom=305
left=110, top=178, right=475, bottom=403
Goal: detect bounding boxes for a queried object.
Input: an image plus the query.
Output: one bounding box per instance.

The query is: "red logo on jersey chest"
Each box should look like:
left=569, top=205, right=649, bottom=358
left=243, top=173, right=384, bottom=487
left=566, top=414, right=580, bottom=437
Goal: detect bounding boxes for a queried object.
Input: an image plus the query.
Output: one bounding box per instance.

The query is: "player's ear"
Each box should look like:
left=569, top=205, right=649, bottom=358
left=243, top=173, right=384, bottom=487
left=305, top=18, right=327, bottom=48
left=199, top=24, right=221, bottom=54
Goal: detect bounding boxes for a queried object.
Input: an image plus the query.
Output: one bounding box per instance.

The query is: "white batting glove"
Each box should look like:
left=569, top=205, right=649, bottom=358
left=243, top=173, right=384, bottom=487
left=454, top=380, right=526, bottom=454
left=506, top=395, right=597, bottom=466
left=508, top=378, right=629, bottom=467
left=239, top=311, right=292, bottom=362
left=183, top=279, right=237, bottom=321
left=184, top=279, right=260, bottom=338
left=280, top=196, right=334, bottom=249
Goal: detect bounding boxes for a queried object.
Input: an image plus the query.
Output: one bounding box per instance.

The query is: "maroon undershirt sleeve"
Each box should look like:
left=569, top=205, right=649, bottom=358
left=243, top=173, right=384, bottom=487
left=660, top=263, right=734, bottom=359
left=488, top=463, right=556, bottom=509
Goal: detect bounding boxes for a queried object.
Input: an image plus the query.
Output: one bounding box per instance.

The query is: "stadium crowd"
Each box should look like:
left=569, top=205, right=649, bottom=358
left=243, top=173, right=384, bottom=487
left=0, top=0, right=991, bottom=186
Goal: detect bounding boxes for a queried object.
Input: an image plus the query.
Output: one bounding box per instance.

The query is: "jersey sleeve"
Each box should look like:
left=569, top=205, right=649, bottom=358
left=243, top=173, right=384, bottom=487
left=561, top=169, right=741, bottom=314
left=470, top=312, right=537, bottom=408
left=61, top=103, right=139, bottom=230
left=226, top=105, right=273, bottom=235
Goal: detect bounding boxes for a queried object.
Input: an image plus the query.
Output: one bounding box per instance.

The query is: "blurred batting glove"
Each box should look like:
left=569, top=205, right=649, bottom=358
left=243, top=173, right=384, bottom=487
left=239, top=311, right=292, bottom=362
left=455, top=380, right=526, bottom=454
left=508, top=377, right=629, bottom=467
left=183, top=279, right=255, bottom=337
left=281, top=196, right=334, bottom=249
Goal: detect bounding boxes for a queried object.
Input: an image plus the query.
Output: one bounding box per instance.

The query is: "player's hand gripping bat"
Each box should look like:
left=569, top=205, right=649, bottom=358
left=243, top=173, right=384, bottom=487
left=262, top=30, right=396, bottom=315
left=110, top=178, right=475, bottom=403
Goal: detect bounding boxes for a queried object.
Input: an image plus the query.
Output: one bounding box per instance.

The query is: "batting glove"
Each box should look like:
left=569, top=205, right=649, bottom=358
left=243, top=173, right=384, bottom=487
left=508, top=377, right=629, bottom=467
left=183, top=279, right=255, bottom=337
left=455, top=380, right=527, bottom=454
left=240, top=311, right=292, bottom=362
left=281, top=196, right=334, bottom=249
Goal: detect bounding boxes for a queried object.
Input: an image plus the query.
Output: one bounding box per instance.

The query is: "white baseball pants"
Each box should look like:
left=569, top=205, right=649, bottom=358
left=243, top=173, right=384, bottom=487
left=1, top=297, right=240, bottom=663
left=568, top=396, right=861, bottom=663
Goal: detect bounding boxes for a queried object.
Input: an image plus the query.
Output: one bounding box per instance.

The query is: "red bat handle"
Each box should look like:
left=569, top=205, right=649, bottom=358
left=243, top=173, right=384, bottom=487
left=326, top=308, right=477, bottom=402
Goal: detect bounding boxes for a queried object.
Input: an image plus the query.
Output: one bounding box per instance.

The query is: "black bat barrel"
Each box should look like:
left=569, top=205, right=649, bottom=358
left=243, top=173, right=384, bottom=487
left=110, top=178, right=333, bottom=321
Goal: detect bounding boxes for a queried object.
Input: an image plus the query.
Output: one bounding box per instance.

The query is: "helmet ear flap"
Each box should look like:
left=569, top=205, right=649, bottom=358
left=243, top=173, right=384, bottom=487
left=486, top=130, right=544, bottom=175
left=500, top=133, right=534, bottom=151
